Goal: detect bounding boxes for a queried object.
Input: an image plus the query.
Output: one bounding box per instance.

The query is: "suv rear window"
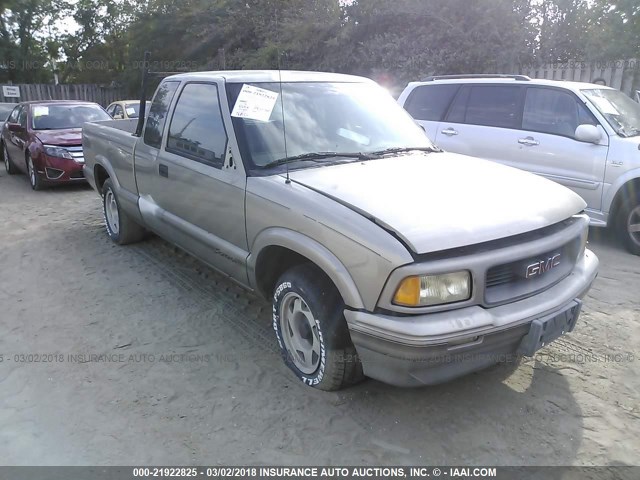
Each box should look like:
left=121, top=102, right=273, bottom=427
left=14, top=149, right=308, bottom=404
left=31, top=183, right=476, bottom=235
left=404, top=85, right=460, bottom=121
left=452, top=86, right=522, bottom=129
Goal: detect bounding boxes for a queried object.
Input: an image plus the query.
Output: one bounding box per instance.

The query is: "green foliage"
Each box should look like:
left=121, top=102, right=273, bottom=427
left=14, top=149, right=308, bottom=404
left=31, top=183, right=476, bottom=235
left=0, top=0, right=638, bottom=91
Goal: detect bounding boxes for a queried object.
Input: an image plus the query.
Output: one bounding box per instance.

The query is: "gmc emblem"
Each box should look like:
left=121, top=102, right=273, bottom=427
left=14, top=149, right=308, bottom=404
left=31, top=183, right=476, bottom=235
left=526, top=254, right=561, bottom=279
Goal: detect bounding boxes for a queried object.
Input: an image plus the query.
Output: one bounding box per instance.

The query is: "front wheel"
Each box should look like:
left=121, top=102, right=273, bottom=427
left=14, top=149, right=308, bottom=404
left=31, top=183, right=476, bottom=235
left=617, top=195, right=640, bottom=255
left=272, top=264, right=364, bottom=391
left=102, top=178, right=145, bottom=245
left=27, top=155, right=44, bottom=190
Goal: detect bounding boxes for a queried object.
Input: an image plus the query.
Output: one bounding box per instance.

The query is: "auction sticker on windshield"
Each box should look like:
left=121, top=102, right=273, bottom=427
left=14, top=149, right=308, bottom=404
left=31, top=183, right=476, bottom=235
left=231, top=84, right=279, bottom=122
left=33, top=106, right=49, bottom=117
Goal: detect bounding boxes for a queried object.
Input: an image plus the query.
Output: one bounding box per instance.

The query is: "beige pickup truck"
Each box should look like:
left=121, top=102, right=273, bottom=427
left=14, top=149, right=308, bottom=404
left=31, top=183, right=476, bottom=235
left=82, top=70, right=598, bottom=390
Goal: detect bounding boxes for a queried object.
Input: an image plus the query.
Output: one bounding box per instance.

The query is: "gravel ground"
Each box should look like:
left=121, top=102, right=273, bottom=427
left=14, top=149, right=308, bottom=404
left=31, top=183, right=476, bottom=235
left=0, top=170, right=638, bottom=466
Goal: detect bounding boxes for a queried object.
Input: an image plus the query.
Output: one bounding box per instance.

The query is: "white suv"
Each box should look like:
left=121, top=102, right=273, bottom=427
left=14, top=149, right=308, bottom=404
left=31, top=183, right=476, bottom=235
left=398, top=74, right=640, bottom=255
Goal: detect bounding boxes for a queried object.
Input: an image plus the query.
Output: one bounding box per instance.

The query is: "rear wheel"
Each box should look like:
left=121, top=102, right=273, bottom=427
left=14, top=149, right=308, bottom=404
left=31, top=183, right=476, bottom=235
left=2, top=143, right=18, bottom=175
left=617, top=195, right=640, bottom=255
left=272, top=263, right=364, bottom=391
left=27, top=155, right=44, bottom=190
left=102, top=178, right=145, bottom=245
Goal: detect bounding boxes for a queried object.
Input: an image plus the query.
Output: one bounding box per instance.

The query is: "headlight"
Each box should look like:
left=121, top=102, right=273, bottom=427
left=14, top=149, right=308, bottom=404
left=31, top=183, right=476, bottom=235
left=393, top=271, right=471, bottom=307
left=44, top=145, right=73, bottom=160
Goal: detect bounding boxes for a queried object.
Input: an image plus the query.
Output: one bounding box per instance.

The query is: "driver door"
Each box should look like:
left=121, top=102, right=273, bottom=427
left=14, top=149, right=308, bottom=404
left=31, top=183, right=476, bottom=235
left=515, top=87, right=609, bottom=210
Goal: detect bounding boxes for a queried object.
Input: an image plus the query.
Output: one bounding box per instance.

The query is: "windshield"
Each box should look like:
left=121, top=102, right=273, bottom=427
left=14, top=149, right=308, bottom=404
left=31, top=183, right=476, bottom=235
left=582, top=89, right=640, bottom=137
left=0, top=105, right=14, bottom=122
left=227, top=82, right=433, bottom=169
left=31, top=104, right=111, bottom=130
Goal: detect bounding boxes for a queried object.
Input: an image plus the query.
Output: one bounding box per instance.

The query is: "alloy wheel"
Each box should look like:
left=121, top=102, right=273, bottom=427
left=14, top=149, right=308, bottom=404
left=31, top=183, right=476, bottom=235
left=104, top=189, right=120, bottom=235
left=627, top=205, right=640, bottom=248
left=28, top=157, right=36, bottom=186
left=279, top=292, right=321, bottom=375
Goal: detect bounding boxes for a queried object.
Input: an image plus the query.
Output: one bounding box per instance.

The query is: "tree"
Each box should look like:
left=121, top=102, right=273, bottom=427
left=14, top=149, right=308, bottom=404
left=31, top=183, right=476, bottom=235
left=0, top=0, right=69, bottom=82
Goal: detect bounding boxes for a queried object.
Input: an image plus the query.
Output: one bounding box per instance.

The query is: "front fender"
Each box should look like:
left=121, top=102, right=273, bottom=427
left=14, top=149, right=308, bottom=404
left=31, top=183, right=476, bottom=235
left=603, top=167, right=640, bottom=215
left=247, top=227, right=365, bottom=310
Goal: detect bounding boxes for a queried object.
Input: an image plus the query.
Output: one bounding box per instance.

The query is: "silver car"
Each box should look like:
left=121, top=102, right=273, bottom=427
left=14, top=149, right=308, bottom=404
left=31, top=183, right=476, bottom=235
left=82, top=71, right=598, bottom=390
left=399, top=75, right=640, bottom=255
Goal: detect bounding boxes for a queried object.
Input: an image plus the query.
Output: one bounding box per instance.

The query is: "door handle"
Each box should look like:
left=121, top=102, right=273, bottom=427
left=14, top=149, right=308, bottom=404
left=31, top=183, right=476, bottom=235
left=159, top=164, right=168, bottom=178
left=441, top=128, right=459, bottom=136
left=518, top=137, right=539, bottom=146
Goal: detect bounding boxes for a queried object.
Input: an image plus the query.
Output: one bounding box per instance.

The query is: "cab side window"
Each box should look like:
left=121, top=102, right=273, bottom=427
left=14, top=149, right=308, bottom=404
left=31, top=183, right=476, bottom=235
left=106, top=105, right=116, bottom=117
left=113, top=105, right=124, bottom=119
left=404, top=85, right=460, bottom=121
left=523, top=88, right=595, bottom=138
left=167, top=83, right=228, bottom=168
left=144, top=81, right=180, bottom=148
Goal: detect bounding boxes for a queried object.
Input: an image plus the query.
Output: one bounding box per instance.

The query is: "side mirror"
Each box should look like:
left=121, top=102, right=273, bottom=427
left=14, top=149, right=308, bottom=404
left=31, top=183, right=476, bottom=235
left=575, top=124, right=602, bottom=144
left=113, top=113, right=123, bottom=120
left=7, top=122, right=21, bottom=132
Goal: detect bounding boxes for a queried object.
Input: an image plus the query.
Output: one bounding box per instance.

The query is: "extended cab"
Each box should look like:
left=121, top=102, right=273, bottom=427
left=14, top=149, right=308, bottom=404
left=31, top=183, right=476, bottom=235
left=83, top=71, right=599, bottom=390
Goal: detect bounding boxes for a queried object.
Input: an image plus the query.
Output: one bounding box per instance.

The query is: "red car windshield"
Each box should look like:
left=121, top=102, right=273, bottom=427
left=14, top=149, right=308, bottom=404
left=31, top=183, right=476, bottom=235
left=31, top=104, right=111, bottom=130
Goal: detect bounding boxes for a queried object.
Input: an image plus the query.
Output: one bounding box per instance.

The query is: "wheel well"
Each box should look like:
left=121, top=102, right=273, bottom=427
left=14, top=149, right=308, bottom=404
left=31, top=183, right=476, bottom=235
left=254, top=246, right=320, bottom=300
left=94, top=164, right=110, bottom=191
left=609, top=178, right=640, bottom=226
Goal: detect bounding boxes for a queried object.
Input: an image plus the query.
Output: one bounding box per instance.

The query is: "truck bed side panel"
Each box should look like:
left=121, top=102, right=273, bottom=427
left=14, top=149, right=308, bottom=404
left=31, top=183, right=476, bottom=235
left=83, top=119, right=141, bottom=220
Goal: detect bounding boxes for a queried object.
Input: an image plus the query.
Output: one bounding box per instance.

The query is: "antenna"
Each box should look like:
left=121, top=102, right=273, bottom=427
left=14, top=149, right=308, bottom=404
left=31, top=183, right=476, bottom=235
left=275, top=10, right=290, bottom=184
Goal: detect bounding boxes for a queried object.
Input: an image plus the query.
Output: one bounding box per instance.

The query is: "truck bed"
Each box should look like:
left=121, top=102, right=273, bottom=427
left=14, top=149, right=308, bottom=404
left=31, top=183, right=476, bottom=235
left=83, top=119, right=140, bottom=195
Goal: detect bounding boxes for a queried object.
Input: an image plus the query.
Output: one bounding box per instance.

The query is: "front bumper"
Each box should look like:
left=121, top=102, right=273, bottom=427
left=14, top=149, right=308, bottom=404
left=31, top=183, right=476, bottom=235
left=344, top=249, right=598, bottom=387
left=37, top=155, right=85, bottom=183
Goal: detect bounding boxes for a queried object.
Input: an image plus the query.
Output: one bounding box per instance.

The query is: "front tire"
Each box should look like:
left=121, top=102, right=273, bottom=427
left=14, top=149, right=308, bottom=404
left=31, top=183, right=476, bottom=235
left=2, top=143, right=18, bottom=175
left=617, top=194, right=640, bottom=255
left=102, top=178, right=145, bottom=245
left=272, top=264, right=364, bottom=391
left=27, top=155, right=44, bottom=190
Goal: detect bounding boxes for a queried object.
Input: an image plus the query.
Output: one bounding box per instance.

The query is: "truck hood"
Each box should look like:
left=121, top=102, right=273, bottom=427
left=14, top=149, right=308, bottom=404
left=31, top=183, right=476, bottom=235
left=34, top=128, right=82, bottom=146
left=288, top=153, right=586, bottom=254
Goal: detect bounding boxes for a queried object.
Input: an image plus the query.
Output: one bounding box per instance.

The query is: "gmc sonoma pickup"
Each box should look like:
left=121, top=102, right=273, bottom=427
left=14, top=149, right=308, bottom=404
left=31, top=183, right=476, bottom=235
left=82, top=71, right=599, bottom=390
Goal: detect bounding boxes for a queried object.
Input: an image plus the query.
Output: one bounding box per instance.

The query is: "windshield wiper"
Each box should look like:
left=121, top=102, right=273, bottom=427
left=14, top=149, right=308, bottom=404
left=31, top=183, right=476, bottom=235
left=261, top=152, right=370, bottom=169
left=368, top=146, right=442, bottom=156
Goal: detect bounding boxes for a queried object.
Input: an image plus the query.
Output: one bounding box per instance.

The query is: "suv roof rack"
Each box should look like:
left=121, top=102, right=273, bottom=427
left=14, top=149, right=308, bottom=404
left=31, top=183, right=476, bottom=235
left=422, top=74, right=531, bottom=82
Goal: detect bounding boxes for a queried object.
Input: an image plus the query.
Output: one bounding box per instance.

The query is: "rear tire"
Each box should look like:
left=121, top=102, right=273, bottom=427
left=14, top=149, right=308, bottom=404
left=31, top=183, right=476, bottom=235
left=617, top=194, right=640, bottom=255
left=102, top=178, right=145, bottom=245
left=2, top=142, right=18, bottom=175
left=272, top=263, right=364, bottom=391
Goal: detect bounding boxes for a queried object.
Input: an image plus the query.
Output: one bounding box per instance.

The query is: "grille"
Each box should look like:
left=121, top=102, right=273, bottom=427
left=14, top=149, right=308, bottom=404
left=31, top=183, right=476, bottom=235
left=70, top=170, right=85, bottom=179
left=66, top=145, right=84, bottom=164
left=485, top=237, right=581, bottom=305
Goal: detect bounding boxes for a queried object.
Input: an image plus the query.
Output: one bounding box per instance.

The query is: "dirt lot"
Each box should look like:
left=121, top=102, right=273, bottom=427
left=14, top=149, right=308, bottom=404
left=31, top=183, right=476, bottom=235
left=0, top=170, right=638, bottom=467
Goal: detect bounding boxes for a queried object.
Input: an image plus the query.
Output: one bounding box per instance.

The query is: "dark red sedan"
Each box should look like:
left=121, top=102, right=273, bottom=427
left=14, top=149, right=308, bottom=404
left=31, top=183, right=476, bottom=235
left=1, top=101, right=111, bottom=190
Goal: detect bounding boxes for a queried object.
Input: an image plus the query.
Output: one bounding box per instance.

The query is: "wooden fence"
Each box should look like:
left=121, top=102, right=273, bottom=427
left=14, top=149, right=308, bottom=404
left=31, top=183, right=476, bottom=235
left=510, top=59, right=640, bottom=97
left=0, top=84, right=128, bottom=107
